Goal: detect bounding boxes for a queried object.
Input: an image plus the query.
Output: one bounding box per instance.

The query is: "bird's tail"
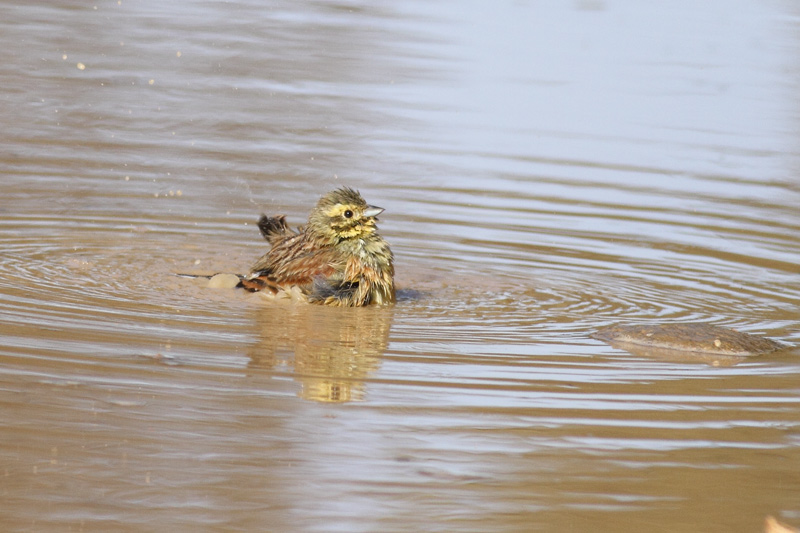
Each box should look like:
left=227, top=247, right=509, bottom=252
left=258, top=214, right=289, bottom=242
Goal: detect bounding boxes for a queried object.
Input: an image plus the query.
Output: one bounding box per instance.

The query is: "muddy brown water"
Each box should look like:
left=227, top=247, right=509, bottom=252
left=2, top=1, right=800, bottom=532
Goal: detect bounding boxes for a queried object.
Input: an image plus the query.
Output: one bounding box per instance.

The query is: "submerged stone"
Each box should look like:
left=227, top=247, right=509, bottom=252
left=207, top=273, right=242, bottom=289
left=592, top=322, right=785, bottom=357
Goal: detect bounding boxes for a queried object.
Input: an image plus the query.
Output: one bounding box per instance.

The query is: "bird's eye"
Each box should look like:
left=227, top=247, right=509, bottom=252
left=344, top=210, right=353, bottom=219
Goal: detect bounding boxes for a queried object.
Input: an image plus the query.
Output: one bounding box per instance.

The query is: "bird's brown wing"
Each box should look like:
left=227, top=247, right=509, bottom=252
left=246, top=232, right=341, bottom=291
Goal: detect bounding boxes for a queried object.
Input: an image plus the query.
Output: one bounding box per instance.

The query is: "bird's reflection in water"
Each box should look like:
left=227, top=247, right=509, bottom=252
left=248, top=300, right=394, bottom=402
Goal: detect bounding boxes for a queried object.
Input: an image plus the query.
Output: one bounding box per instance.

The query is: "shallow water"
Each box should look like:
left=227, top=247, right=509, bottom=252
left=2, top=1, right=800, bottom=531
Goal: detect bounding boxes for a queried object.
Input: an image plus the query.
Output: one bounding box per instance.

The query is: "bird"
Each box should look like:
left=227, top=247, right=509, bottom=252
left=237, top=187, right=395, bottom=307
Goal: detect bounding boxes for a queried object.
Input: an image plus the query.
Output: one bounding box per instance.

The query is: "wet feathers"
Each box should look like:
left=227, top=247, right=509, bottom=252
left=238, top=187, right=395, bottom=307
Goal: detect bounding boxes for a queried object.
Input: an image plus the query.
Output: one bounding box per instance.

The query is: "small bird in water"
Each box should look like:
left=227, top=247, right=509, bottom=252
left=237, top=187, right=395, bottom=307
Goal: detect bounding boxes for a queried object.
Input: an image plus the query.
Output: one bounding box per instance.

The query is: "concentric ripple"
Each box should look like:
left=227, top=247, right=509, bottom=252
left=2, top=1, right=800, bottom=531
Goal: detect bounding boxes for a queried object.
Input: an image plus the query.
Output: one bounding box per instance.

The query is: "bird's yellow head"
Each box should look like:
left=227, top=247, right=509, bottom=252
left=308, top=187, right=385, bottom=243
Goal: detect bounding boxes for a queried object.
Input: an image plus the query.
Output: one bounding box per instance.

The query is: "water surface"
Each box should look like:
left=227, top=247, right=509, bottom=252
left=1, top=1, right=799, bottom=531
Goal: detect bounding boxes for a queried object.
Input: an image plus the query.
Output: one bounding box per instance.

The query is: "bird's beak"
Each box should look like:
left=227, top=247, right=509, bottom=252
left=364, top=206, right=384, bottom=218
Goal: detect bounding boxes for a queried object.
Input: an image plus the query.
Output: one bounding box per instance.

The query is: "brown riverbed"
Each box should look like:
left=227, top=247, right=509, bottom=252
left=1, top=1, right=799, bottom=531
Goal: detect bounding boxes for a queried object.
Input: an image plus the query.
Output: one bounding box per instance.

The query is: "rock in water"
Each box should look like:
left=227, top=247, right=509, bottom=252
left=207, top=273, right=242, bottom=289
left=765, top=516, right=799, bottom=533
left=592, top=323, right=785, bottom=357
